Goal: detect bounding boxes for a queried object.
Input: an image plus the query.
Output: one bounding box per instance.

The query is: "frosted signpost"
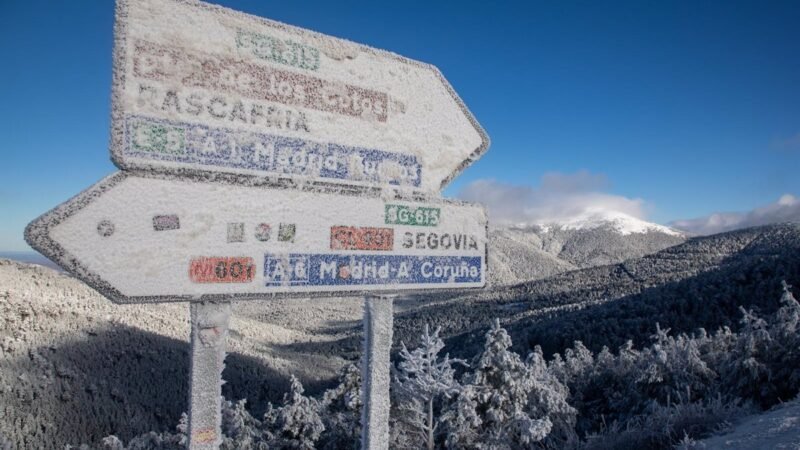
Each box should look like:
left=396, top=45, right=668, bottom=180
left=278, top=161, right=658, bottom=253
left=25, top=0, right=489, bottom=449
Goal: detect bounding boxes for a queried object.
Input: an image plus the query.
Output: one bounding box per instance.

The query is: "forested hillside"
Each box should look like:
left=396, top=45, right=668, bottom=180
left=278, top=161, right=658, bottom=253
left=396, top=224, right=800, bottom=359
left=89, top=282, right=800, bottom=449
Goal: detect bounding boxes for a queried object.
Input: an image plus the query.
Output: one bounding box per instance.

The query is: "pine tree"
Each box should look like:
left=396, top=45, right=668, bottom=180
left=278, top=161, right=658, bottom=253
left=525, top=346, right=577, bottom=447
left=264, top=375, right=324, bottom=449
left=561, top=341, right=595, bottom=400
left=220, top=399, right=266, bottom=450
left=442, top=384, right=482, bottom=449
left=98, top=412, right=189, bottom=450
left=635, top=324, right=715, bottom=406
left=393, top=325, right=463, bottom=450
left=768, top=281, right=800, bottom=401
left=445, top=320, right=561, bottom=449
left=721, top=307, right=773, bottom=405
left=774, top=281, right=800, bottom=339
left=319, top=363, right=362, bottom=450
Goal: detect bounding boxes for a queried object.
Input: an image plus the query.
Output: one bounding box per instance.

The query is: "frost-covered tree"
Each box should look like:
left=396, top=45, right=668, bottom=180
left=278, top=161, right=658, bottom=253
left=559, top=341, right=596, bottom=407
left=558, top=340, right=646, bottom=439
left=442, top=383, right=482, bottom=449
left=93, top=413, right=188, bottom=450
left=773, top=281, right=800, bottom=339
left=319, top=363, right=362, bottom=450
left=0, top=434, right=11, bottom=450
left=220, top=399, right=267, bottom=450
left=549, top=341, right=609, bottom=436
left=263, top=375, right=324, bottom=449
left=525, top=346, right=577, bottom=447
left=767, top=281, right=800, bottom=402
left=720, top=307, right=773, bottom=405
left=635, top=324, right=715, bottom=406
left=445, top=320, right=567, bottom=449
left=393, top=325, right=463, bottom=450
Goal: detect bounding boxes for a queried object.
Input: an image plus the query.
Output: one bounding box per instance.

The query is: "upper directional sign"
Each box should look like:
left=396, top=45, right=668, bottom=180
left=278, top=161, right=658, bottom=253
left=25, top=172, right=487, bottom=304
left=110, top=0, right=489, bottom=192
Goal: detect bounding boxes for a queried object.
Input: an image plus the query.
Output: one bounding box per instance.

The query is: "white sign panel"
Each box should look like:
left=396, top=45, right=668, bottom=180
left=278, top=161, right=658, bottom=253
left=110, top=0, right=489, bottom=192
left=25, top=173, right=487, bottom=304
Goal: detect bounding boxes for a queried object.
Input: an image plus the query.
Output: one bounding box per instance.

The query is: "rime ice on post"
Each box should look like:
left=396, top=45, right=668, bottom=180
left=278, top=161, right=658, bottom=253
left=361, top=295, right=394, bottom=449
left=188, top=301, right=231, bottom=450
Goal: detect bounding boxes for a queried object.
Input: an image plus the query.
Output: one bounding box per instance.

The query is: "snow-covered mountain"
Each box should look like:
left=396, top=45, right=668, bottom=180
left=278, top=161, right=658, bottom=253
left=534, top=210, right=682, bottom=236
left=488, top=211, right=685, bottom=285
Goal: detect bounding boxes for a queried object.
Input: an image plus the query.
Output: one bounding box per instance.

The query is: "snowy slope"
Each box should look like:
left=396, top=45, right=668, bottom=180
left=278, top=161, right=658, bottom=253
left=487, top=229, right=578, bottom=285
left=693, top=398, right=800, bottom=449
left=487, top=212, right=685, bottom=285
left=0, top=259, right=362, bottom=447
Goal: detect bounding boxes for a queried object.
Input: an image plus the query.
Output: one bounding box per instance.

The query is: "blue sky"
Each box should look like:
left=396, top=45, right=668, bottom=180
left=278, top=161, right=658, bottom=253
left=1, top=0, right=799, bottom=250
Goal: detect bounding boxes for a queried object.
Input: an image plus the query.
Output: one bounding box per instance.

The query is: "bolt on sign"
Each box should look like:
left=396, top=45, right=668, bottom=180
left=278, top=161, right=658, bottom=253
left=25, top=172, right=488, bottom=304
left=110, top=0, right=488, bottom=192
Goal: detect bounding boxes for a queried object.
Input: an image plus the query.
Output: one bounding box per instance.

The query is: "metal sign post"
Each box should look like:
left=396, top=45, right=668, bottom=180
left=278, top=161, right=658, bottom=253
left=27, top=0, right=491, bottom=448
left=361, top=295, right=394, bottom=449
left=188, top=301, right=231, bottom=449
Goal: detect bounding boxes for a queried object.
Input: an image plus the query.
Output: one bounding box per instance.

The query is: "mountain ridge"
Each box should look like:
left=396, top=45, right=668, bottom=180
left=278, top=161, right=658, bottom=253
left=395, top=223, right=800, bottom=357
left=488, top=212, right=685, bottom=285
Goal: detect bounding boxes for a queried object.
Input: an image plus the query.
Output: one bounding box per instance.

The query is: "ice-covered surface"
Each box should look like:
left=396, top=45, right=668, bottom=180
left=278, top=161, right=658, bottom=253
left=360, top=297, right=393, bottom=449
left=694, top=398, right=800, bottom=449
left=25, top=172, right=487, bottom=304
left=188, top=301, right=231, bottom=448
left=111, top=0, right=488, bottom=192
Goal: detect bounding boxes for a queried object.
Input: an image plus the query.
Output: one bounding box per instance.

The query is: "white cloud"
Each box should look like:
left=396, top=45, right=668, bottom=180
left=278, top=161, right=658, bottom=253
left=669, top=194, right=800, bottom=235
left=457, top=171, right=648, bottom=226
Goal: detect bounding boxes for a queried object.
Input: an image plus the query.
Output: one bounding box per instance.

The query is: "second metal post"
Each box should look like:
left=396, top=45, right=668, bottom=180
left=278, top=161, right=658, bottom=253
left=361, top=295, right=395, bottom=450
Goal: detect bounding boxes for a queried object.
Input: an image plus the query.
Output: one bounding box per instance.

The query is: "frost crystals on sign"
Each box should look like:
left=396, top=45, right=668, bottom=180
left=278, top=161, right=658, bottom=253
left=278, top=223, right=296, bottom=242
left=227, top=223, right=245, bottom=243
left=153, top=215, right=180, bottom=231
left=97, top=220, right=115, bottom=237
left=255, top=223, right=271, bottom=241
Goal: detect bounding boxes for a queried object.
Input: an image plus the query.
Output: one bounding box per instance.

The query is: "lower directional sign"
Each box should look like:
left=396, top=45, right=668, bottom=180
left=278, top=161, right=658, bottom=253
left=25, top=172, right=487, bottom=303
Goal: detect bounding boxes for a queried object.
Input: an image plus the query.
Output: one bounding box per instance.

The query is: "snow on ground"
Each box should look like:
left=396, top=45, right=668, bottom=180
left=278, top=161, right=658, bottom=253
left=0, top=259, right=362, bottom=447
left=694, top=398, right=800, bottom=449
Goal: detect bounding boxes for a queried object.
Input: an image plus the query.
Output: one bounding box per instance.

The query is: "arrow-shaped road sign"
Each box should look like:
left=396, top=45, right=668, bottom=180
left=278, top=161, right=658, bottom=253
left=30, top=2, right=492, bottom=446
left=110, top=0, right=489, bottom=192
left=25, top=172, right=487, bottom=304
